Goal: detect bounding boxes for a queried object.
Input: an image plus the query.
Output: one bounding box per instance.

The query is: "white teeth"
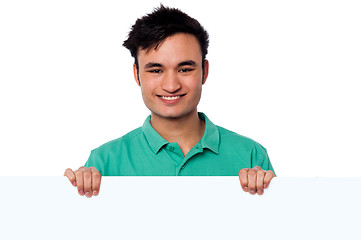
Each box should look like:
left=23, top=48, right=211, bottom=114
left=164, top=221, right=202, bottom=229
left=161, top=96, right=180, bottom=100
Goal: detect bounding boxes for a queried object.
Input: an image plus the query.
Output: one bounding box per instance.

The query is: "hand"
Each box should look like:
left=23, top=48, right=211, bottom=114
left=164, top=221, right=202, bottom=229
left=238, top=166, right=275, bottom=195
left=64, top=166, right=102, bottom=198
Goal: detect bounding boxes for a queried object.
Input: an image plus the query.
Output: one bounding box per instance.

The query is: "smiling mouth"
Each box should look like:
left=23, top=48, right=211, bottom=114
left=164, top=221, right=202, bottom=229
left=157, top=94, right=186, bottom=100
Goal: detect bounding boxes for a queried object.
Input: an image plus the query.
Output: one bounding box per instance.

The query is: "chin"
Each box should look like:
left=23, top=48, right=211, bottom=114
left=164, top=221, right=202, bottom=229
left=151, top=108, right=196, bottom=120
left=154, top=112, right=183, bottom=119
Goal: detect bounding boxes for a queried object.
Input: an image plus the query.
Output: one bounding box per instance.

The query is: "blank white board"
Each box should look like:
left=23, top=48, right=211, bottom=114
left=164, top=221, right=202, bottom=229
left=1, top=177, right=360, bottom=239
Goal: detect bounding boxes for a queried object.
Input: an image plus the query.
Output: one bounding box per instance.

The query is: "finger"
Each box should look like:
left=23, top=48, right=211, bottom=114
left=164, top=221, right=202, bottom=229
left=263, top=170, right=276, bottom=189
left=90, top=167, right=102, bottom=196
left=256, top=170, right=265, bottom=195
left=83, top=169, right=93, bottom=198
left=247, top=168, right=257, bottom=195
left=252, top=166, right=262, bottom=171
left=64, top=168, right=77, bottom=186
left=238, top=168, right=249, bottom=192
left=74, top=169, right=85, bottom=196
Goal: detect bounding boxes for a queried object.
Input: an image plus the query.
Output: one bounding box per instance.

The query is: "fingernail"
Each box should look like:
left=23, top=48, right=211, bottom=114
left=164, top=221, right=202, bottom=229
left=264, top=184, right=267, bottom=188
left=72, top=181, right=77, bottom=186
left=93, top=190, right=98, bottom=196
left=250, top=190, right=256, bottom=195
left=85, top=192, right=91, bottom=198
left=257, top=190, right=263, bottom=195
left=79, top=189, right=84, bottom=195
left=243, top=187, right=248, bottom=192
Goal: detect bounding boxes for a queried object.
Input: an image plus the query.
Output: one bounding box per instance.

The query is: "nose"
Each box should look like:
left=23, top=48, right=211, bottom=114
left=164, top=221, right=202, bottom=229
left=161, top=71, right=181, bottom=93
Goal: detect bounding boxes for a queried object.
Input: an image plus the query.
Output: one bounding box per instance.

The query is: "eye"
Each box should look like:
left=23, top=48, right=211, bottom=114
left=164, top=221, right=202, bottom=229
left=179, top=68, right=194, bottom=73
left=148, top=69, right=162, bottom=73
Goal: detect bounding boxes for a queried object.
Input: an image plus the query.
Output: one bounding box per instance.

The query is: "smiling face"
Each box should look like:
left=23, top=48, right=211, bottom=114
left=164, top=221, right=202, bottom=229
left=133, top=33, right=209, bottom=120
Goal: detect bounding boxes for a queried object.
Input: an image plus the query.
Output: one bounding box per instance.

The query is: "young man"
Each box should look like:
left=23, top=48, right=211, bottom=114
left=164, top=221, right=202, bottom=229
left=64, top=5, right=275, bottom=197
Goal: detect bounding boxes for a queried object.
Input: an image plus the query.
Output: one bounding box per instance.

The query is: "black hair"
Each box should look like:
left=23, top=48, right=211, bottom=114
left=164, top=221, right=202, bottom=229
left=123, top=4, right=209, bottom=70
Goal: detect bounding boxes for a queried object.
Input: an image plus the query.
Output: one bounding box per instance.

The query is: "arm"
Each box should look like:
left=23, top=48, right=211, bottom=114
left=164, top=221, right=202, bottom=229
left=64, top=166, right=102, bottom=198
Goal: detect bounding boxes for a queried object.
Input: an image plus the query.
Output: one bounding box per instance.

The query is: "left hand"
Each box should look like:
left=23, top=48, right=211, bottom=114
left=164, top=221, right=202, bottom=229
left=238, top=166, right=275, bottom=195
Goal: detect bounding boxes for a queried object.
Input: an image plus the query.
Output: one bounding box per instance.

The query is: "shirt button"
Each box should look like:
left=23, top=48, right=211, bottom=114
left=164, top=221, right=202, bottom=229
left=169, top=146, right=174, bottom=151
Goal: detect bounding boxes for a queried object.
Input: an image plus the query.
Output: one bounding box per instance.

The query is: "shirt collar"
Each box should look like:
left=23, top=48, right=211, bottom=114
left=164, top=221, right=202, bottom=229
left=142, top=115, right=169, bottom=154
left=198, top=112, right=220, bottom=154
left=142, top=112, right=220, bottom=155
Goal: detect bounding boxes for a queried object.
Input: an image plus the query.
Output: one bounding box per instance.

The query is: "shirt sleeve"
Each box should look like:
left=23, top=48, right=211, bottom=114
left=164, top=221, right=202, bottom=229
left=84, top=149, right=105, bottom=175
left=251, top=143, right=276, bottom=175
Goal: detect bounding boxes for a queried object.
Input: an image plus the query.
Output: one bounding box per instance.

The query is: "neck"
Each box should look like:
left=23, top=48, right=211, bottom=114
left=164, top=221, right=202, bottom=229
left=150, top=110, right=205, bottom=156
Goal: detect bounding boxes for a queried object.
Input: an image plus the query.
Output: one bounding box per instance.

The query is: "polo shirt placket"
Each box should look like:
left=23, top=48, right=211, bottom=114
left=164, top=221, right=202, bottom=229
left=160, top=142, right=205, bottom=175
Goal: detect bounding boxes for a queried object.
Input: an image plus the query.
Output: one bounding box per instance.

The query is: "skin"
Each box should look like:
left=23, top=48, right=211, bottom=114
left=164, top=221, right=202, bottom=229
left=64, top=33, right=275, bottom=197
left=64, top=167, right=101, bottom=198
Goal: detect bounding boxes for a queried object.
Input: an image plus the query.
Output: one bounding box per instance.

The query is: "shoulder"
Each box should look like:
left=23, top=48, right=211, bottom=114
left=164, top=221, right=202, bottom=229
left=216, top=125, right=267, bottom=152
left=91, top=127, right=143, bottom=154
left=217, top=125, right=258, bottom=145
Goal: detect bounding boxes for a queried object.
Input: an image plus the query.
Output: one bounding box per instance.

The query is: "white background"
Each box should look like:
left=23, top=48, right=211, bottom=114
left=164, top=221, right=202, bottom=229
left=0, top=0, right=360, bottom=176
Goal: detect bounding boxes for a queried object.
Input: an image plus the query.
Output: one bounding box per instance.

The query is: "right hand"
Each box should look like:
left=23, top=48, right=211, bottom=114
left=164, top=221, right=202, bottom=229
left=64, top=166, right=102, bottom=198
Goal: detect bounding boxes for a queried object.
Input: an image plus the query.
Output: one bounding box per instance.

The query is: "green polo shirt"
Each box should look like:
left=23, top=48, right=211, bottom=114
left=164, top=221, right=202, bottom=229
left=84, top=113, right=274, bottom=176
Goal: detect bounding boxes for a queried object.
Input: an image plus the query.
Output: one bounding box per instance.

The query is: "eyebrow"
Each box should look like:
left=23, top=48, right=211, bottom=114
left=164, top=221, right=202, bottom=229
left=144, top=62, right=163, bottom=69
left=144, top=60, right=197, bottom=69
left=178, top=60, right=197, bottom=67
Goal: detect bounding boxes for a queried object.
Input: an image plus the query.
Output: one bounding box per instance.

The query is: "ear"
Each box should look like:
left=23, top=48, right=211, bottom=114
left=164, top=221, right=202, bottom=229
left=202, top=60, right=209, bottom=85
left=133, top=63, right=141, bottom=86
